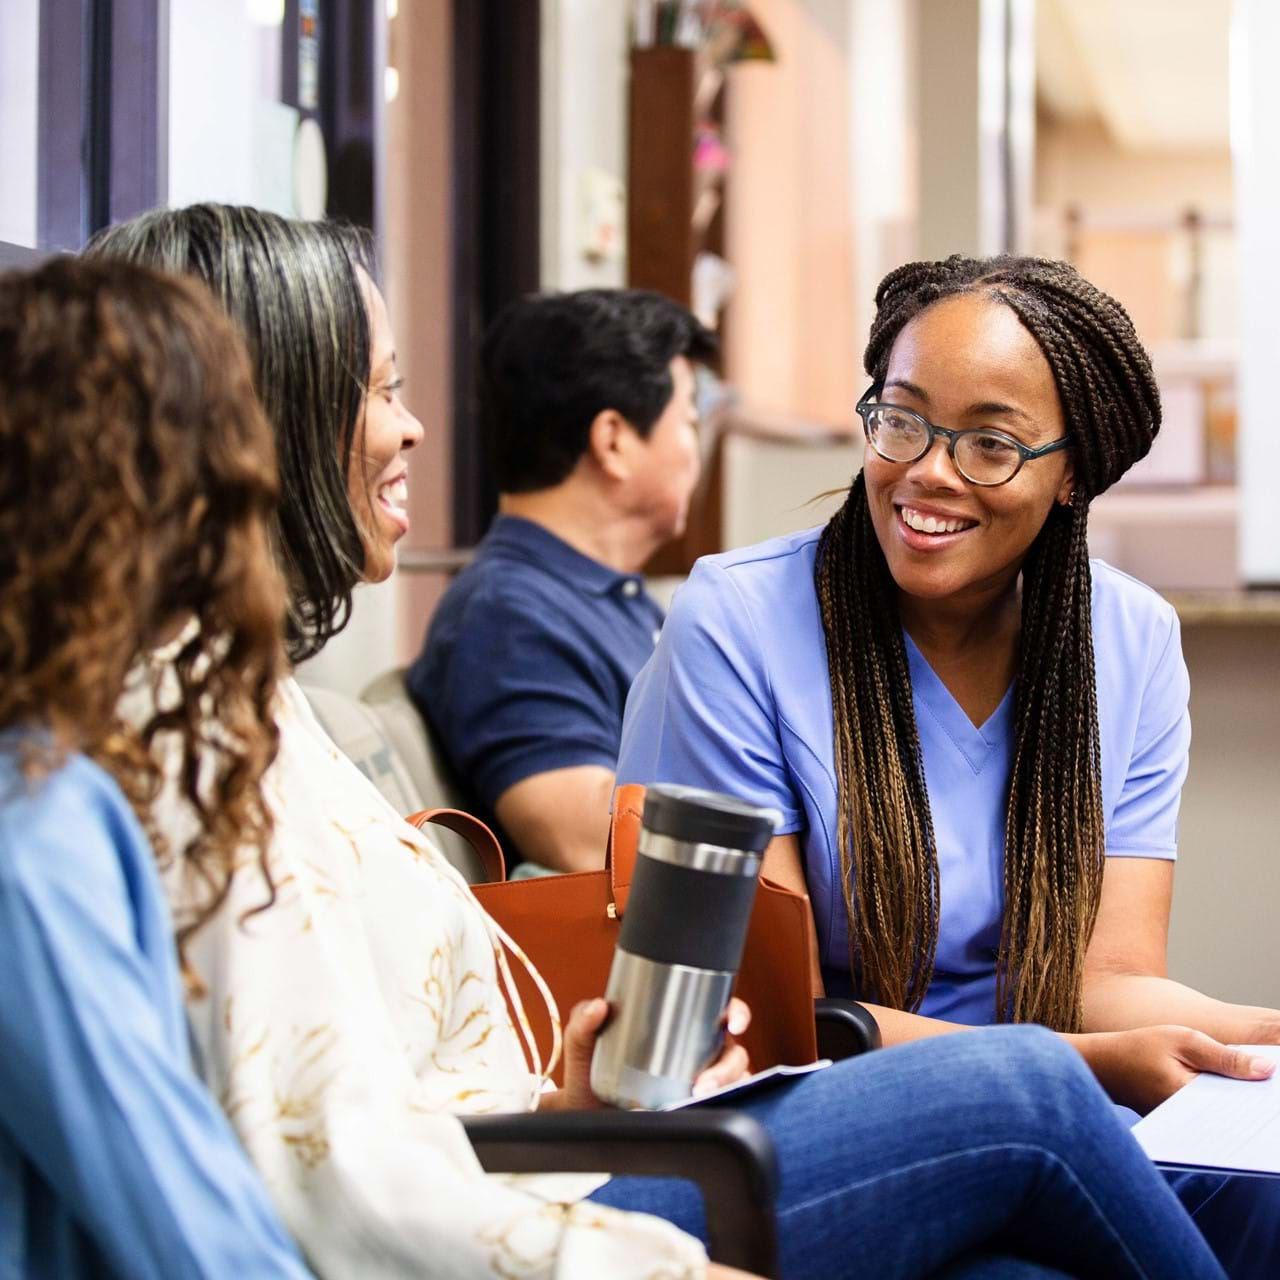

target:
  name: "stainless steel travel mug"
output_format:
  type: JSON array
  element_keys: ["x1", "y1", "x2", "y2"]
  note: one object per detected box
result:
[{"x1": 590, "y1": 784, "x2": 781, "y2": 1109}]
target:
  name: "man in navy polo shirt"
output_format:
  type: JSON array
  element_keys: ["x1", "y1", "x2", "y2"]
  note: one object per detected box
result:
[{"x1": 407, "y1": 290, "x2": 716, "y2": 871}]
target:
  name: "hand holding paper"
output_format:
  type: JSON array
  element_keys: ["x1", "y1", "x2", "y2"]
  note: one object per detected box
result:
[{"x1": 1133, "y1": 1045, "x2": 1280, "y2": 1177}]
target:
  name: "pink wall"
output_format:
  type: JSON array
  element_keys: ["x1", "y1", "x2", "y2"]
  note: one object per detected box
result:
[
  {"x1": 724, "y1": 0, "x2": 858, "y2": 426},
  {"x1": 385, "y1": 1, "x2": 454, "y2": 661}
]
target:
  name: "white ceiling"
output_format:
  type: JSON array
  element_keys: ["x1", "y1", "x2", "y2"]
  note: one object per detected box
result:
[{"x1": 1036, "y1": 0, "x2": 1231, "y2": 151}]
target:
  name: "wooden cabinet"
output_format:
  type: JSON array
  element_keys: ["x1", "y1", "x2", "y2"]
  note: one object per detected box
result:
[{"x1": 627, "y1": 45, "x2": 729, "y2": 574}]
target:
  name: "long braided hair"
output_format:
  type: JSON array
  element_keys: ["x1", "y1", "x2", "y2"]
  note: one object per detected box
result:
[{"x1": 817, "y1": 255, "x2": 1161, "y2": 1031}]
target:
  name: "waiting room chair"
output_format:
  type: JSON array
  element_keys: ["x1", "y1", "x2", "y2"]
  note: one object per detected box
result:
[
  {"x1": 299, "y1": 678, "x2": 489, "y2": 882},
  {"x1": 359, "y1": 665, "x2": 573, "y2": 880},
  {"x1": 465, "y1": 1108, "x2": 779, "y2": 1275},
  {"x1": 360, "y1": 666, "x2": 469, "y2": 811}
]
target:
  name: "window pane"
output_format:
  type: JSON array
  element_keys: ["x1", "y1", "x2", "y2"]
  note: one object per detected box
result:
[
  {"x1": 0, "y1": 1, "x2": 41, "y2": 248},
  {"x1": 167, "y1": 0, "x2": 293, "y2": 213}
]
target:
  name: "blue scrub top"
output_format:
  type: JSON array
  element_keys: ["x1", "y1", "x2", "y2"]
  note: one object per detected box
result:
[
  {"x1": 0, "y1": 747, "x2": 309, "y2": 1279},
  {"x1": 617, "y1": 527, "x2": 1191, "y2": 1025}
]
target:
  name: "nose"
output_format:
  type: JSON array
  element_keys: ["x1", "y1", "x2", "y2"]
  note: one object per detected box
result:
[
  {"x1": 905, "y1": 434, "x2": 965, "y2": 489},
  {"x1": 401, "y1": 404, "x2": 425, "y2": 453}
]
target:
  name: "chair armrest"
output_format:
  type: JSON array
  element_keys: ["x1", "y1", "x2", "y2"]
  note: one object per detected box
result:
[
  {"x1": 815, "y1": 997, "x2": 882, "y2": 1059},
  {"x1": 462, "y1": 1109, "x2": 779, "y2": 1276}
]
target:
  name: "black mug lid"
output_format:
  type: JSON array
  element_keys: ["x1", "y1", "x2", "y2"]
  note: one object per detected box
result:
[{"x1": 641, "y1": 784, "x2": 780, "y2": 853}]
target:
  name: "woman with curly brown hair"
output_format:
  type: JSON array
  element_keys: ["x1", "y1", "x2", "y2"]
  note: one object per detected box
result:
[{"x1": 0, "y1": 256, "x2": 309, "y2": 1277}]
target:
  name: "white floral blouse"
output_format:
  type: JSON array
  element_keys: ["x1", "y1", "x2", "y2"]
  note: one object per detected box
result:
[{"x1": 154, "y1": 677, "x2": 706, "y2": 1279}]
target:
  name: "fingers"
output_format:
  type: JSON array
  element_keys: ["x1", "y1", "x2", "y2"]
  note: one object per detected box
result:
[
  {"x1": 693, "y1": 1041, "x2": 751, "y2": 1097},
  {"x1": 1174, "y1": 1028, "x2": 1276, "y2": 1081},
  {"x1": 559, "y1": 999, "x2": 611, "y2": 1110},
  {"x1": 691, "y1": 1000, "x2": 753, "y2": 1096},
  {"x1": 567, "y1": 997, "x2": 609, "y2": 1038}
]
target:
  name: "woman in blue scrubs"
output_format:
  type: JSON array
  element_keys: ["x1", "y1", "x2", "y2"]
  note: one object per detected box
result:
[{"x1": 617, "y1": 254, "x2": 1280, "y2": 1276}]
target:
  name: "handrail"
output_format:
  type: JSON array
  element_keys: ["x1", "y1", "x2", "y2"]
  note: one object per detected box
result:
[{"x1": 397, "y1": 548, "x2": 476, "y2": 575}]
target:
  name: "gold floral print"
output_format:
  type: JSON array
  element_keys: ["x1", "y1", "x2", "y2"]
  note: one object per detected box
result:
[{"x1": 149, "y1": 678, "x2": 707, "y2": 1277}]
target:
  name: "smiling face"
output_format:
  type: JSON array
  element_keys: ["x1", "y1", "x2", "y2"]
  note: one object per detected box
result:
[
  {"x1": 348, "y1": 273, "x2": 424, "y2": 583},
  {"x1": 864, "y1": 292, "x2": 1075, "y2": 609}
]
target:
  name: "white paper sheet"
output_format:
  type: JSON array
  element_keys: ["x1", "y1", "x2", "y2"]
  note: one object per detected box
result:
[
  {"x1": 658, "y1": 1060, "x2": 832, "y2": 1111},
  {"x1": 1133, "y1": 1045, "x2": 1280, "y2": 1176}
]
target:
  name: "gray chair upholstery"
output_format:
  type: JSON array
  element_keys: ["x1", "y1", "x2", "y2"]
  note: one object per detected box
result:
[
  {"x1": 298, "y1": 678, "x2": 488, "y2": 883},
  {"x1": 359, "y1": 669, "x2": 559, "y2": 881},
  {"x1": 299, "y1": 683, "x2": 424, "y2": 815},
  {"x1": 360, "y1": 667, "x2": 468, "y2": 810}
]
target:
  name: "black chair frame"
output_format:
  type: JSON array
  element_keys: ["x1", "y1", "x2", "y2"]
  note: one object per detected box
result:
[{"x1": 465, "y1": 998, "x2": 880, "y2": 1277}]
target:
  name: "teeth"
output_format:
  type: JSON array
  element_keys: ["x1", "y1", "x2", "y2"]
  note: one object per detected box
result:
[
  {"x1": 902, "y1": 507, "x2": 972, "y2": 535},
  {"x1": 380, "y1": 477, "x2": 408, "y2": 509}
]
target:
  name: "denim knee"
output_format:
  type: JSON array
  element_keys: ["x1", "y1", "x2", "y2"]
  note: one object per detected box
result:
[{"x1": 982, "y1": 1024, "x2": 1103, "y2": 1141}]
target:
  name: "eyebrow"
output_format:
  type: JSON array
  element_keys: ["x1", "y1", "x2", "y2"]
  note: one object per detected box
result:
[{"x1": 883, "y1": 378, "x2": 1031, "y2": 422}]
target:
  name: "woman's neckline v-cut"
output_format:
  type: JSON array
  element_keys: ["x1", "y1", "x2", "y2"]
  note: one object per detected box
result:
[{"x1": 902, "y1": 630, "x2": 1017, "y2": 777}]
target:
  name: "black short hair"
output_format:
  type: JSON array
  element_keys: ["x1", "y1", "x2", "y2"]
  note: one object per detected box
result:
[{"x1": 481, "y1": 289, "x2": 718, "y2": 493}]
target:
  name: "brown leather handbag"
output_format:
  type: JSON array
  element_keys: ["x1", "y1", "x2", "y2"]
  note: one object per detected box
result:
[{"x1": 409, "y1": 784, "x2": 818, "y2": 1085}]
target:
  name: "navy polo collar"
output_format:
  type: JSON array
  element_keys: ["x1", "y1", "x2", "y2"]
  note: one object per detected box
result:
[{"x1": 482, "y1": 514, "x2": 644, "y2": 598}]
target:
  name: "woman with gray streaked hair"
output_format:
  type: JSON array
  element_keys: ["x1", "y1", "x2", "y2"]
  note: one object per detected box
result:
[
  {"x1": 89, "y1": 204, "x2": 393, "y2": 662},
  {"x1": 84, "y1": 206, "x2": 1227, "y2": 1280}
]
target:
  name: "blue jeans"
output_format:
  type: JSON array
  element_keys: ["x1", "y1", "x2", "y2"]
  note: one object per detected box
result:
[
  {"x1": 1160, "y1": 1166, "x2": 1280, "y2": 1280},
  {"x1": 1108, "y1": 1102, "x2": 1280, "y2": 1279},
  {"x1": 590, "y1": 1026, "x2": 1224, "y2": 1280}
]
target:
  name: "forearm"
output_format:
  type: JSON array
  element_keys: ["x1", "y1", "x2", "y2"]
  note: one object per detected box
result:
[
  {"x1": 1084, "y1": 971, "x2": 1280, "y2": 1043},
  {"x1": 857, "y1": 1002, "x2": 973, "y2": 1044},
  {"x1": 494, "y1": 765, "x2": 615, "y2": 873}
]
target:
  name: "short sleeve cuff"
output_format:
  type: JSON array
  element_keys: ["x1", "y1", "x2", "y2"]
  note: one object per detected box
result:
[
  {"x1": 1105, "y1": 844, "x2": 1178, "y2": 861},
  {"x1": 765, "y1": 809, "x2": 804, "y2": 836}
]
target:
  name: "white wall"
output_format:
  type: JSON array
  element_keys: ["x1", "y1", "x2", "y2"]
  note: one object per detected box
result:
[
  {"x1": 295, "y1": 576, "x2": 401, "y2": 696},
  {"x1": 850, "y1": 0, "x2": 917, "y2": 363},
  {"x1": 166, "y1": 0, "x2": 398, "y2": 698},
  {"x1": 0, "y1": 0, "x2": 40, "y2": 248},
  {"x1": 539, "y1": 0, "x2": 630, "y2": 290},
  {"x1": 1233, "y1": 0, "x2": 1280, "y2": 584},
  {"x1": 1170, "y1": 624, "x2": 1280, "y2": 1006}
]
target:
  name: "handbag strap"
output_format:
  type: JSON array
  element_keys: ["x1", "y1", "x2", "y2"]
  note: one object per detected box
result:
[
  {"x1": 408, "y1": 787, "x2": 643, "y2": 905},
  {"x1": 606, "y1": 783, "x2": 646, "y2": 918},
  {"x1": 407, "y1": 808, "x2": 506, "y2": 883}
]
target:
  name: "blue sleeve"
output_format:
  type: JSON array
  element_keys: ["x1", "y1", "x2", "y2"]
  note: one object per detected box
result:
[
  {"x1": 0, "y1": 766, "x2": 311, "y2": 1279},
  {"x1": 418, "y1": 591, "x2": 620, "y2": 808},
  {"x1": 617, "y1": 561, "x2": 804, "y2": 831},
  {"x1": 1106, "y1": 609, "x2": 1191, "y2": 859}
]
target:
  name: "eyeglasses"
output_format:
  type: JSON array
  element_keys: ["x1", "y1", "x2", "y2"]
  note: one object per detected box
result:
[{"x1": 855, "y1": 385, "x2": 1073, "y2": 487}]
